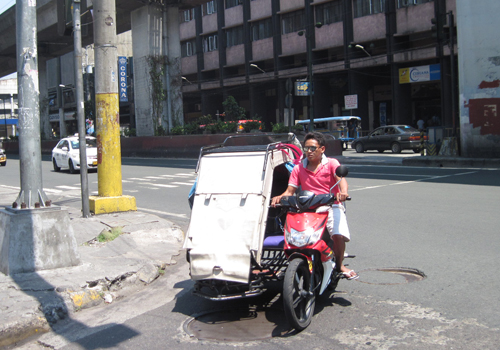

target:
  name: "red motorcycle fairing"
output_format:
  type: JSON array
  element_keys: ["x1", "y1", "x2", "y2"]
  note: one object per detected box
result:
[{"x1": 283, "y1": 212, "x2": 334, "y2": 263}]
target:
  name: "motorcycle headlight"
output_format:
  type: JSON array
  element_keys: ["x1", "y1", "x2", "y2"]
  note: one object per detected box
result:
[{"x1": 285, "y1": 227, "x2": 323, "y2": 247}]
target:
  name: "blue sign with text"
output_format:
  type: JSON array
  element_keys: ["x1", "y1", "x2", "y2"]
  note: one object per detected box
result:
[{"x1": 118, "y1": 56, "x2": 128, "y2": 102}]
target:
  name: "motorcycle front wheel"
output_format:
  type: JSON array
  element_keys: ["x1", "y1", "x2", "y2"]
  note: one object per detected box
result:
[{"x1": 283, "y1": 258, "x2": 315, "y2": 331}]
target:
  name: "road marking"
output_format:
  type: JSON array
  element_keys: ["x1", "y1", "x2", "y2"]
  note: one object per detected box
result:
[
  {"x1": 349, "y1": 172, "x2": 435, "y2": 177},
  {"x1": 144, "y1": 176, "x2": 165, "y2": 179},
  {"x1": 56, "y1": 185, "x2": 81, "y2": 190},
  {"x1": 45, "y1": 188, "x2": 64, "y2": 193},
  {"x1": 128, "y1": 177, "x2": 149, "y2": 181},
  {"x1": 138, "y1": 207, "x2": 187, "y2": 218},
  {"x1": 151, "y1": 184, "x2": 178, "y2": 188},
  {"x1": 175, "y1": 173, "x2": 196, "y2": 176},
  {"x1": 172, "y1": 182, "x2": 194, "y2": 186},
  {"x1": 350, "y1": 171, "x2": 478, "y2": 192}
]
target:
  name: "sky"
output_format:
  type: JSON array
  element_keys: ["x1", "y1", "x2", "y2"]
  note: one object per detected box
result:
[{"x1": 0, "y1": 0, "x2": 14, "y2": 15}]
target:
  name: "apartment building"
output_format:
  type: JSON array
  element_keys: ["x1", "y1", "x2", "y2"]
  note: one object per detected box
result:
[{"x1": 179, "y1": 0, "x2": 456, "y2": 132}]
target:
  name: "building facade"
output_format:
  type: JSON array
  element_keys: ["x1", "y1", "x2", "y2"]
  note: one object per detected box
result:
[
  {"x1": 179, "y1": 0, "x2": 457, "y2": 134},
  {"x1": 0, "y1": 77, "x2": 18, "y2": 139}
]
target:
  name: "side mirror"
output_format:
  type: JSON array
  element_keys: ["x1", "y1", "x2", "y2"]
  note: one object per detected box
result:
[
  {"x1": 336, "y1": 165, "x2": 348, "y2": 178},
  {"x1": 62, "y1": 146, "x2": 68, "y2": 152}
]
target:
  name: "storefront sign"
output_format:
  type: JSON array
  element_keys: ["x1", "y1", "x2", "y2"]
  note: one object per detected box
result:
[
  {"x1": 344, "y1": 94, "x2": 358, "y2": 109},
  {"x1": 295, "y1": 81, "x2": 311, "y2": 96},
  {"x1": 399, "y1": 64, "x2": 441, "y2": 84},
  {"x1": 118, "y1": 56, "x2": 128, "y2": 102}
]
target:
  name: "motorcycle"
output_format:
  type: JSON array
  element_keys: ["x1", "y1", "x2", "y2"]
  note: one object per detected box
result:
[
  {"x1": 278, "y1": 165, "x2": 351, "y2": 331},
  {"x1": 184, "y1": 134, "x2": 352, "y2": 332}
]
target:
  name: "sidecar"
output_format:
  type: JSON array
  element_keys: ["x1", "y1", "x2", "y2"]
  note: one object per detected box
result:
[{"x1": 183, "y1": 134, "x2": 302, "y2": 300}]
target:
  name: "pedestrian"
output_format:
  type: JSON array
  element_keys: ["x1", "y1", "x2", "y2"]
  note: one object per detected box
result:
[{"x1": 417, "y1": 118, "x2": 425, "y2": 131}]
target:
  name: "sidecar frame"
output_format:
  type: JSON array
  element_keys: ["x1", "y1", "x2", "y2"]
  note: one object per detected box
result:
[{"x1": 184, "y1": 134, "x2": 302, "y2": 300}]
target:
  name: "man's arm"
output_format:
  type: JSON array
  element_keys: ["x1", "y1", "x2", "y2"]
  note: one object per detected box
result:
[
  {"x1": 335, "y1": 175, "x2": 349, "y2": 202},
  {"x1": 271, "y1": 185, "x2": 297, "y2": 207}
]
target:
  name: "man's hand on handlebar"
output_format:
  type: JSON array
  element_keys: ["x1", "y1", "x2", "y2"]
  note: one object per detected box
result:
[
  {"x1": 336, "y1": 191, "x2": 350, "y2": 202},
  {"x1": 271, "y1": 196, "x2": 282, "y2": 207}
]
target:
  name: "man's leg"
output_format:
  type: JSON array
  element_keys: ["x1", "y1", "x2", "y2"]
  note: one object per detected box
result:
[{"x1": 332, "y1": 235, "x2": 356, "y2": 276}]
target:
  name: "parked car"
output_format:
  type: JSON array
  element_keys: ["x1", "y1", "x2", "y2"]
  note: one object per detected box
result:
[
  {"x1": 351, "y1": 125, "x2": 427, "y2": 153},
  {"x1": 52, "y1": 135, "x2": 98, "y2": 173},
  {"x1": 0, "y1": 148, "x2": 6, "y2": 166}
]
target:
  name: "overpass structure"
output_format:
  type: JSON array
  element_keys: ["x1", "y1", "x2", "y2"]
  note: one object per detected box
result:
[{"x1": 0, "y1": 0, "x2": 205, "y2": 136}]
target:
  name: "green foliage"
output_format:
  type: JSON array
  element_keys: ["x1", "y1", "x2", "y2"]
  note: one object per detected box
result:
[
  {"x1": 97, "y1": 227, "x2": 123, "y2": 243},
  {"x1": 171, "y1": 125, "x2": 184, "y2": 135},
  {"x1": 271, "y1": 123, "x2": 289, "y2": 133},
  {"x1": 197, "y1": 114, "x2": 214, "y2": 125},
  {"x1": 124, "y1": 128, "x2": 136, "y2": 137},
  {"x1": 222, "y1": 96, "x2": 246, "y2": 121},
  {"x1": 155, "y1": 125, "x2": 167, "y2": 136},
  {"x1": 219, "y1": 121, "x2": 237, "y2": 133},
  {"x1": 147, "y1": 55, "x2": 168, "y2": 132},
  {"x1": 243, "y1": 120, "x2": 262, "y2": 132},
  {"x1": 183, "y1": 121, "x2": 201, "y2": 134}
]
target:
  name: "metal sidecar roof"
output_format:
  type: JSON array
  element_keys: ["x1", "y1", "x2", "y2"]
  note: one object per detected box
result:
[{"x1": 185, "y1": 135, "x2": 301, "y2": 284}]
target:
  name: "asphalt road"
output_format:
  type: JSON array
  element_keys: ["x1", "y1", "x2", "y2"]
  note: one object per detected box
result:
[{"x1": 2, "y1": 156, "x2": 500, "y2": 349}]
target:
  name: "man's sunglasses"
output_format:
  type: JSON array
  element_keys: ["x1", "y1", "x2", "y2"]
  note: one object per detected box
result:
[{"x1": 304, "y1": 146, "x2": 318, "y2": 152}]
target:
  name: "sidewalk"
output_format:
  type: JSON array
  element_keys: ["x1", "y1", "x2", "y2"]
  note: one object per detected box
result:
[{"x1": 0, "y1": 206, "x2": 184, "y2": 348}]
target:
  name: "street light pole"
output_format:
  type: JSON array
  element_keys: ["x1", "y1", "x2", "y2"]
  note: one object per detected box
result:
[
  {"x1": 72, "y1": 0, "x2": 90, "y2": 218},
  {"x1": 305, "y1": 0, "x2": 314, "y2": 132}
]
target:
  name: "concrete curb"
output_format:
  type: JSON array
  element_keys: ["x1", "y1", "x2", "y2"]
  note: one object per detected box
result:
[{"x1": 402, "y1": 156, "x2": 500, "y2": 168}]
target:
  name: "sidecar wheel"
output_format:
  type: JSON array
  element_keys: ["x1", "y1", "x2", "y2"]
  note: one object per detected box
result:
[{"x1": 283, "y1": 258, "x2": 315, "y2": 331}]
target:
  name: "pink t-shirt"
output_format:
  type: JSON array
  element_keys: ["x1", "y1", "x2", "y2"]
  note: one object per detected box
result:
[{"x1": 289, "y1": 156, "x2": 341, "y2": 198}]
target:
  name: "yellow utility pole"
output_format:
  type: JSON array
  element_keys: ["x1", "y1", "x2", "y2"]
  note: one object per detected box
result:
[{"x1": 89, "y1": 0, "x2": 136, "y2": 214}]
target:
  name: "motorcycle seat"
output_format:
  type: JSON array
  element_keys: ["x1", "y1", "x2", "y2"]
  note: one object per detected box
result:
[{"x1": 263, "y1": 235, "x2": 285, "y2": 249}]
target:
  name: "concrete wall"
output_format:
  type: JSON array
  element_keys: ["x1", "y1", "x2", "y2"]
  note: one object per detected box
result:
[
  {"x1": 2, "y1": 134, "x2": 342, "y2": 159},
  {"x1": 457, "y1": 1, "x2": 500, "y2": 157}
]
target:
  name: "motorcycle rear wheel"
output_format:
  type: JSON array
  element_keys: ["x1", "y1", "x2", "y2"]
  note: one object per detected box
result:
[{"x1": 283, "y1": 258, "x2": 315, "y2": 331}]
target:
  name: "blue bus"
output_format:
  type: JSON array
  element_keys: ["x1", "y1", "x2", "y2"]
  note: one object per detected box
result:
[{"x1": 297, "y1": 116, "x2": 361, "y2": 150}]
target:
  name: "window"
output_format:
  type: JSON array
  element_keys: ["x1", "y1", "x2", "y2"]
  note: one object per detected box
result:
[
  {"x1": 353, "y1": 0, "x2": 385, "y2": 18},
  {"x1": 181, "y1": 39, "x2": 197, "y2": 57},
  {"x1": 226, "y1": 26, "x2": 244, "y2": 47},
  {"x1": 397, "y1": 0, "x2": 432, "y2": 8},
  {"x1": 226, "y1": 0, "x2": 242, "y2": 9},
  {"x1": 182, "y1": 8, "x2": 195, "y2": 22},
  {"x1": 203, "y1": 34, "x2": 218, "y2": 52},
  {"x1": 202, "y1": 1, "x2": 217, "y2": 16},
  {"x1": 281, "y1": 10, "x2": 305, "y2": 35},
  {"x1": 315, "y1": 0, "x2": 342, "y2": 25},
  {"x1": 251, "y1": 18, "x2": 273, "y2": 41}
]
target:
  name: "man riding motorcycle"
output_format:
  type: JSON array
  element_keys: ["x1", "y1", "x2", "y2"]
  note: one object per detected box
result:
[{"x1": 271, "y1": 132, "x2": 358, "y2": 280}]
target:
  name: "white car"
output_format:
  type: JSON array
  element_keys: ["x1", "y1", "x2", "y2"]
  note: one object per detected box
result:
[{"x1": 52, "y1": 135, "x2": 98, "y2": 173}]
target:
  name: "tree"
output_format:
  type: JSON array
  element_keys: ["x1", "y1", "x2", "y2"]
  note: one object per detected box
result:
[{"x1": 222, "y1": 96, "x2": 246, "y2": 121}]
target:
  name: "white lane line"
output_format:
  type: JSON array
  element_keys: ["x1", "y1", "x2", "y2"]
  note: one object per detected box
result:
[
  {"x1": 350, "y1": 171, "x2": 478, "y2": 192},
  {"x1": 172, "y1": 182, "x2": 194, "y2": 186},
  {"x1": 138, "y1": 207, "x2": 187, "y2": 218},
  {"x1": 175, "y1": 173, "x2": 196, "y2": 176},
  {"x1": 349, "y1": 172, "x2": 435, "y2": 177},
  {"x1": 56, "y1": 185, "x2": 81, "y2": 190},
  {"x1": 0, "y1": 185, "x2": 20, "y2": 190},
  {"x1": 151, "y1": 184, "x2": 178, "y2": 188},
  {"x1": 45, "y1": 188, "x2": 64, "y2": 193},
  {"x1": 144, "y1": 176, "x2": 165, "y2": 179},
  {"x1": 122, "y1": 180, "x2": 132, "y2": 183},
  {"x1": 128, "y1": 177, "x2": 149, "y2": 181}
]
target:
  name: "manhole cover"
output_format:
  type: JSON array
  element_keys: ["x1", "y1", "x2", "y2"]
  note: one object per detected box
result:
[
  {"x1": 184, "y1": 308, "x2": 290, "y2": 342},
  {"x1": 357, "y1": 267, "x2": 426, "y2": 285}
]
